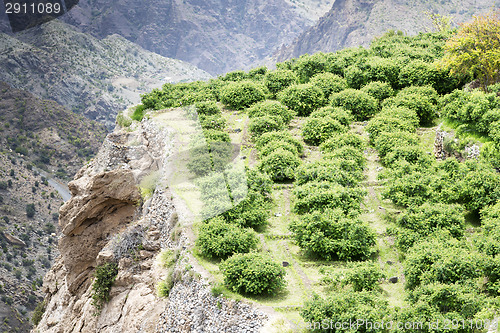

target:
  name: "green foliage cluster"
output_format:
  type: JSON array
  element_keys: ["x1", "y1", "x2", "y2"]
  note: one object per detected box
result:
[
  {"x1": 302, "y1": 107, "x2": 350, "y2": 145},
  {"x1": 220, "y1": 80, "x2": 266, "y2": 110},
  {"x1": 196, "y1": 217, "x2": 259, "y2": 259},
  {"x1": 309, "y1": 72, "x2": 348, "y2": 98},
  {"x1": 264, "y1": 69, "x2": 298, "y2": 97},
  {"x1": 220, "y1": 253, "x2": 286, "y2": 295},
  {"x1": 248, "y1": 115, "x2": 284, "y2": 139},
  {"x1": 247, "y1": 100, "x2": 295, "y2": 125},
  {"x1": 330, "y1": 89, "x2": 379, "y2": 121},
  {"x1": 254, "y1": 131, "x2": 304, "y2": 182},
  {"x1": 141, "y1": 81, "x2": 215, "y2": 110},
  {"x1": 91, "y1": 262, "x2": 118, "y2": 311},
  {"x1": 278, "y1": 84, "x2": 325, "y2": 116}
]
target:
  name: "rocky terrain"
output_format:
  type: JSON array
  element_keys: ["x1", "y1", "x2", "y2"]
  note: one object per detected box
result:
[
  {"x1": 0, "y1": 83, "x2": 108, "y2": 332},
  {"x1": 0, "y1": 20, "x2": 211, "y2": 127},
  {"x1": 276, "y1": 0, "x2": 499, "y2": 61},
  {"x1": 57, "y1": 0, "x2": 320, "y2": 74},
  {"x1": 33, "y1": 113, "x2": 270, "y2": 332}
]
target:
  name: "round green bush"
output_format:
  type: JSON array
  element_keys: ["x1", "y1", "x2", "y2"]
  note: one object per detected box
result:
[
  {"x1": 289, "y1": 208, "x2": 376, "y2": 260},
  {"x1": 378, "y1": 106, "x2": 420, "y2": 129},
  {"x1": 256, "y1": 131, "x2": 304, "y2": 155},
  {"x1": 249, "y1": 116, "x2": 284, "y2": 140},
  {"x1": 197, "y1": 217, "x2": 259, "y2": 259},
  {"x1": 373, "y1": 131, "x2": 419, "y2": 158},
  {"x1": 258, "y1": 148, "x2": 302, "y2": 181},
  {"x1": 220, "y1": 81, "x2": 265, "y2": 110},
  {"x1": 220, "y1": 253, "x2": 286, "y2": 295},
  {"x1": 222, "y1": 192, "x2": 271, "y2": 229},
  {"x1": 323, "y1": 146, "x2": 366, "y2": 170},
  {"x1": 258, "y1": 141, "x2": 299, "y2": 158},
  {"x1": 320, "y1": 133, "x2": 364, "y2": 153},
  {"x1": 344, "y1": 65, "x2": 368, "y2": 89},
  {"x1": 302, "y1": 117, "x2": 348, "y2": 145},
  {"x1": 292, "y1": 181, "x2": 366, "y2": 216},
  {"x1": 264, "y1": 69, "x2": 298, "y2": 97},
  {"x1": 309, "y1": 72, "x2": 348, "y2": 98},
  {"x1": 330, "y1": 89, "x2": 379, "y2": 121},
  {"x1": 294, "y1": 160, "x2": 363, "y2": 187},
  {"x1": 383, "y1": 86, "x2": 438, "y2": 125},
  {"x1": 199, "y1": 114, "x2": 226, "y2": 130},
  {"x1": 195, "y1": 101, "x2": 221, "y2": 116},
  {"x1": 247, "y1": 100, "x2": 295, "y2": 124},
  {"x1": 203, "y1": 129, "x2": 231, "y2": 143},
  {"x1": 366, "y1": 116, "x2": 416, "y2": 143},
  {"x1": 310, "y1": 106, "x2": 353, "y2": 126},
  {"x1": 361, "y1": 81, "x2": 394, "y2": 101},
  {"x1": 278, "y1": 84, "x2": 326, "y2": 116}
]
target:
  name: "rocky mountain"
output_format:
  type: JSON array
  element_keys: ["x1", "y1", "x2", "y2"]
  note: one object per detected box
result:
[
  {"x1": 0, "y1": 82, "x2": 108, "y2": 332},
  {"x1": 276, "y1": 0, "x2": 499, "y2": 61},
  {"x1": 32, "y1": 114, "x2": 270, "y2": 332},
  {"x1": 0, "y1": 20, "x2": 211, "y2": 127},
  {"x1": 57, "y1": 0, "x2": 329, "y2": 74}
]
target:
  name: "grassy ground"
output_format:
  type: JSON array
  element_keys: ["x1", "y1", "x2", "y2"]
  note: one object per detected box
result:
[{"x1": 155, "y1": 107, "x2": 412, "y2": 331}]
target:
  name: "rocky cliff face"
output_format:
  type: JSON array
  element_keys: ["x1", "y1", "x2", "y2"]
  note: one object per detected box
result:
[
  {"x1": 0, "y1": 20, "x2": 211, "y2": 127},
  {"x1": 34, "y1": 116, "x2": 269, "y2": 332},
  {"x1": 59, "y1": 0, "x2": 313, "y2": 74},
  {"x1": 276, "y1": 0, "x2": 499, "y2": 61}
]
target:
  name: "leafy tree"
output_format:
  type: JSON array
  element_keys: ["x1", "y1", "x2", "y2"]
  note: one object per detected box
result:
[
  {"x1": 278, "y1": 84, "x2": 326, "y2": 116},
  {"x1": 361, "y1": 81, "x2": 394, "y2": 102},
  {"x1": 249, "y1": 116, "x2": 284, "y2": 139},
  {"x1": 26, "y1": 203, "x2": 35, "y2": 218},
  {"x1": 330, "y1": 89, "x2": 379, "y2": 121},
  {"x1": 220, "y1": 253, "x2": 286, "y2": 295},
  {"x1": 289, "y1": 208, "x2": 375, "y2": 260},
  {"x1": 258, "y1": 148, "x2": 302, "y2": 181},
  {"x1": 220, "y1": 81, "x2": 265, "y2": 110},
  {"x1": 440, "y1": 11, "x2": 500, "y2": 91},
  {"x1": 294, "y1": 160, "x2": 363, "y2": 187},
  {"x1": 247, "y1": 100, "x2": 295, "y2": 124},
  {"x1": 373, "y1": 131, "x2": 419, "y2": 158},
  {"x1": 309, "y1": 72, "x2": 348, "y2": 98},
  {"x1": 258, "y1": 141, "x2": 299, "y2": 158},
  {"x1": 264, "y1": 69, "x2": 298, "y2": 97},
  {"x1": 197, "y1": 218, "x2": 259, "y2": 259},
  {"x1": 255, "y1": 130, "x2": 304, "y2": 155},
  {"x1": 309, "y1": 106, "x2": 353, "y2": 126},
  {"x1": 320, "y1": 133, "x2": 364, "y2": 152},
  {"x1": 301, "y1": 291, "x2": 389, "y2": 333},
  {"x1": 340, "y1": 262, "x2": 385, "y2": 292},
  {"x1": 302, "y1": 116, "x2": 348, "y2": 145}
]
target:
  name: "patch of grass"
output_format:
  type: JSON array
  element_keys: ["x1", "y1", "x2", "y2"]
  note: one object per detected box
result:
[
  {"x1": 157, "y1": 270, "x2": 174, "y2": 298},
  {"x1": 131, "y1": 104, "x2": 147, "y2": 121},
  {"x1": 139, "y1": 171, "x2": 160, "y2": 200},
  {"x1": 158, "y1": 249, "x2": 179, "y2": 268}
]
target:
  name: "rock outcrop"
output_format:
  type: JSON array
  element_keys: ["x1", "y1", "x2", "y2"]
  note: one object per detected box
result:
[{"x1": 34, "y1": 116, "x2": 268, "y2": 332}]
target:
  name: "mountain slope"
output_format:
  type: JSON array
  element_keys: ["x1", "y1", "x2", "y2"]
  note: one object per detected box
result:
[
  {"x1": 59, "y1": 0, "x2": 316, "y2": 74},
  {"x1": 276, "y1": 0, "x2": 499, "y2": 61},
  {"x1": 0, "y1": 82, "x2": 107, "y2": 332},
  {"x1": 0, "y1": 20, "x2": 211, "y2": 127}
]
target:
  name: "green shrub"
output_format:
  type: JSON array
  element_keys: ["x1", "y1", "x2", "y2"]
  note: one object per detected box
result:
[
  {"x1": 32, "y1": 301, "x2": 45, "y2": 326},
  {"x1": 293, "y1": 181, "x2": 366, "y2": 216},
  {"x1": 220, "y1": 253, "x2": 286, "y2": 295},
  {"x1": 309, "y1": 72, "x2": 348, "y2": 98},
  {"x1": 320, "y1": 133, "x2": 364, "y2": 152},
  {"x1": 290, "y1": 52, "x2": 328, "y2": 83},
  {"x1": 323, "y1": 146, "x2": 366, "y2": 170},
  {"x1": 343, "y1": 262, "x2": 385, "y2": 291},
  {"x1": 278, "y1": 84, "x2": 325, "y2": 116},
  {"x1": 220, "y1": 81, "x2": 265, "y2": 110},
  {"x1": 404, "y1": 237, "x2": 484, "y2": 290},
  {"x1": 258, "y1": 148, "x2": 302, "y2": 181},
  {"x1": 344, "y1": 65, "x2": 368, "y2": 89},
  {"x1": 310, "y1": 106, "x2": 353, "y2": 126},
  {"x1": 195, "y1": 101, "x2": 221, "y2": 116},
  {"x1": 157, "y1": 273, "x2": 174, "y2": 298},
  {"x1": 294, "y1": 160, "x2": 363, "y2": 187},
  {"x1": 330, "y1": 89, "x2": 379, "y2": 121},
  {"x1": 255, "y1": 131, "x2": 304, "y2": 155},
  {"x1": 264, "y1": 70, "x2": 298, "y2": 97},
  {"x1": 131, "y1": 104, "x2": 147, "y2": 121},
  {"x1": 289, "y1": 208, "x2": 375, "y2": 260},
  {"x1": 361, "y1": 81, "x2": 394, "y2": 101},
  {"x1": 221, "y1": 192, "x2": 271, "y2": 229},
  {"x1": 373, "y1": 131, "x2": 419, "y2": 158},
  {"x1": 247, "y1": 100, "x2": 295, "y2": 124},
  {"x1": 249, "y1": 116, "x2": 284, "y2": 139},
  {"x1": 199, "y1": 115, "x2": 227, "y2": 130},
  {"x1": 258, "y1": 141, "x2": 299, "y2": 158},
  {"x1": 197, "y1": 217, "x2": 259, "y2": 259},
  {"x1": 383, "y1": 145, "x2": 432, "y2": 166},
  {"x1": 302, "y1": 117, "x2": 348, "y2": 145},
  {"x1": 383, "y1": 86, "x2": 438, "y2": 125},
  {"x1": 159, "y1": 249, "x2": 178, "y2": 268},
  {"x1": 203, "y1": 129, "x2": 231, "y2": 143},
  {"x1": 301, "y1": 291, "x2": 388, "y2": 333},
  {"x1": 26, "y1": 204, "x2": 35, "y2": 218},
  {"x1": 395, "y1": 203, "x2": 465, "y2": 251},
  {"x1": 366, "y1": 116, "x2": 416, "y2": 143},
  {"x1": 91, "y1": 262, "x2": 118, "y2": 311}
]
